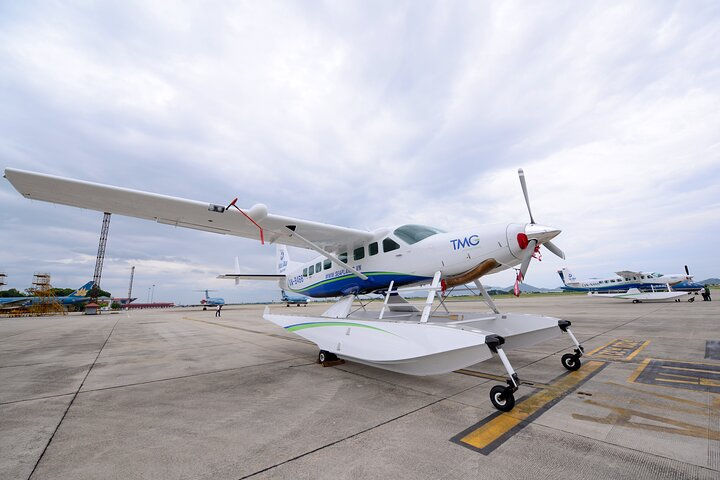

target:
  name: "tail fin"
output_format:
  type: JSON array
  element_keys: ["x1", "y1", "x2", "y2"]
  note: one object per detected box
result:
[
  {"x1": 277, "y1": 245, "x2": 289, "y2": 274},
  {"x1": 234, "y1": 256, "x2": 241, "y2": 285},
  {"x1": 205, "y1": 290, "x2": 210, "y2": 300},
  {"x1": 69, "y1": 281, "x2": 95, "y2": 297},
  {"x1": 557, "y1": 268, "x2": 576, "y2": 285}
]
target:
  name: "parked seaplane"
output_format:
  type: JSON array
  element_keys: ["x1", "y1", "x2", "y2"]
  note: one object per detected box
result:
[
  {"x1": 4, "y1": 167, "x2": 585, "y2": 411},
  {"x1": 558, "y1": 267, "x2": 703, "y2": 293}
]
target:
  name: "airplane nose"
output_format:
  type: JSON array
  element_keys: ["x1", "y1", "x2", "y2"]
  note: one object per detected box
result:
[{"x1": 525, "y1": 224, "x2": 561, "y2": 243}]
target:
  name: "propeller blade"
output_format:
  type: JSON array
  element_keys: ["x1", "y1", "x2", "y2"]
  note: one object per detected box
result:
[
  {"x1": 520, "y1": 239, "x2": 538, "y2": 280},
  {"x1": 685, "y1": 265, "x2": 690, "y2": 276},
  {"x1": 544, "y1": 240, "x2": 565, "y2": 260},
  {"x1": 518, "y1": 168, "x2": 536, "y2": 224}
]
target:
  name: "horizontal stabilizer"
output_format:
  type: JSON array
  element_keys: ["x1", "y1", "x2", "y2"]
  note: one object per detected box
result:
[{"x1": 218, "y1": 274, "x2": 285, "y2": 281}]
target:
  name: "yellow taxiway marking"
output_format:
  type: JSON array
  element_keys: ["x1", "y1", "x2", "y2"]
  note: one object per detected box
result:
[
  {"x1": 629, "y1": 359, "x2": 720, "y2": 393},
  {"x1": 624, "y1": 340, "x2": 650, "y2": 360},
  {"x1": 587, "y1": 339, "x2": 649, "y2": 361},
  {"x1": 656, "y1": 374, "x2": 720, "y2": 388},
  {"x1": 455, "y1": 360, "x2": 606, "y2": 453}
]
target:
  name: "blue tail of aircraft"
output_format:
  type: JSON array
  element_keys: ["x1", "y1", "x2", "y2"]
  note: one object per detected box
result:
[{"x1": 69, "y1": 281, "x2": 96, "y2": 297}]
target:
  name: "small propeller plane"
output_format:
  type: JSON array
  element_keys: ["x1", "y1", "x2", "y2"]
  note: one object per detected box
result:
[
  {"x1": 558, "y1": 266, "x2": 704, "y2": 293},
  {"x1": 4, "y1": 167, "x2": 584, "y2": 411}
]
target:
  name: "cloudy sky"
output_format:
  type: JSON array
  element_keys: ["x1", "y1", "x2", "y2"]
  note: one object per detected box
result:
[{"x1": 1, "y1": 1, "x2": 719, "y2": 304}]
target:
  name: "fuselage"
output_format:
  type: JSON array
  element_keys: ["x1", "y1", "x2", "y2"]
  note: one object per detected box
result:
[{"x1": 284, "y1": 223, "x2": 556, "y2": 298}]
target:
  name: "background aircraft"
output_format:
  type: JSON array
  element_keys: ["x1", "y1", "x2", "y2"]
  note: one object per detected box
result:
[
  {"x1": 198, "y1": 290, "x2": 224, "y2": 308},
  {"x1": 281, "y1": 289, "x2": 308, "y2": 307},
  {"x1": 0, "y1": 280, "x2": 95, "y2": 309},
  {"x1": 558, "y1": 267, "x2": 703, "y2": 293}
]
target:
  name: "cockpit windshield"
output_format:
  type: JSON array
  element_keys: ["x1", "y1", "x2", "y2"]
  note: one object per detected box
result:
[{"x1": 393, "y1": 224, "x2": 446, "y2": 245}]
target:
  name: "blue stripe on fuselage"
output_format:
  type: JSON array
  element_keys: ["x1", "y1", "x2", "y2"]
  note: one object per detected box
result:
[
  {"x1": 290, "y1": 272, "x2": 432, "y2": 298},
  {"x1": 561, "y1": 282, "x2": 678, "y2": 292}
]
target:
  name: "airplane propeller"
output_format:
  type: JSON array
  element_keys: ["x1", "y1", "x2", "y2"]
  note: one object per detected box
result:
[{"x1": 516, "y1": 168, "x2": 566, "y2": 285}]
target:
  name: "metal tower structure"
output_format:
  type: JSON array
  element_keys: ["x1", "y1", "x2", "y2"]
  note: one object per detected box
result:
[
  {"x1": 127, "y1": 266, "x2": 135, "y2": 301},
  {"x1": 0, "y1": 272, "x2": 6, "y2": 288},
  {"x1": 93, "y1": 212, "x2": 112, "y2": 290}
]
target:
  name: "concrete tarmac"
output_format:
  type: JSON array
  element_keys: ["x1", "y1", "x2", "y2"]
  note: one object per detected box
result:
[{"x1": 1, "y1": 295, "x2": 718, "y2": 479}]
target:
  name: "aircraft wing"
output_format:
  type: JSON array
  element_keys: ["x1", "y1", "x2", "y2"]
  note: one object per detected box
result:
[
  {"x1": 0, "y1": 298, "x2": 30, "y2": 308},
  {"x1": 614, "y1": 271, "x2": 639, "y2": 277},
  {"x1": 4, "y1": 168, "x2": 374, "y2": 251}
]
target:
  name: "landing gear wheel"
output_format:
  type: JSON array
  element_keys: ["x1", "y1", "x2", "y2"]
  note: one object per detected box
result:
[
  {"x1": 318, "y1": 350, "x2": 337, "y2": 363},
  {"x1": 688, "y1": 297, "x2": 695, "y2": 302},
  {"x1": 490, "y1": 385, "x2": 515, "y2": 412},
  {"x1": 632, "y1": 299, "x2": 639, "y2": 304},
  {"x1": 561, "y1": 353, "x2": 581, "y2": 371}
]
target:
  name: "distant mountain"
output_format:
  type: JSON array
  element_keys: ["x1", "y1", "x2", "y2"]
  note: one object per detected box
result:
[
  {"x1": 493, "y1": 283, "x2": 561, "y2": 293},
  {"x1": 699, "y1": 278, "x2": 720, "y2": 286}
]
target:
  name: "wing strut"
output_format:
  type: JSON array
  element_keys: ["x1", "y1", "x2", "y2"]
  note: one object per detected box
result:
[
  {"x1": 474, "y1": 279, "x2": 500, "y2": 314},
  {"x1": 283, "y1": 227, "x2": 369, "y2": 281},
  {"x1": 226, "y1": 198, "x2": 264, "y2": 244}
]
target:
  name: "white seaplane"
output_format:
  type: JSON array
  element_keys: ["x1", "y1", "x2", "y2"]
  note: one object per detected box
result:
[{"x1": 4, "y1": 167, "x2": 585, "y2": 411}]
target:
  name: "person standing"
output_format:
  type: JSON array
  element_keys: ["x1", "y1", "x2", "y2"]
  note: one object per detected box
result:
[
  {"x1": 215, "y1": 304, "x2": 222, "y2": 317},
  {"x1": 704, "y1": 285, "x2": 712, "y2": 302}
]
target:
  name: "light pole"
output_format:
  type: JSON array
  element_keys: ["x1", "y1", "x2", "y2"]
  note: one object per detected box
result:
[{"x1": 150, "y1": 284, "x2": 155, "y2": 303}]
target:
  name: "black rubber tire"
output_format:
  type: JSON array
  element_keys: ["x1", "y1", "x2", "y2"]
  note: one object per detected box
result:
[
  {"x1": 318, "y1": 351, "x2": 337, "y2": 363},
  {"x1": 490, "y1": 385, "x2": 515, "y2": 412},
  {"x1": 688, "y1": 297, "x2": 694, "y2": 303},
  {"x1": 561, "y1": 353, "x2": 581, "y2": 371},
  {"x1": 632, "y1": 299, "x2": 639, "y2": 304}
]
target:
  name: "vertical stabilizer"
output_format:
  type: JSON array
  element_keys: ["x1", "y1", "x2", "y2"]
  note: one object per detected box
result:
[
  {"x1": 233, "y1": 256, "x2": 241, "y2": 285},
  {"x1": 558, "y1": 268, "x2": 576, "y2": 285},
  {"x1": 277, "y1": 245, "x2": 289, "y2": 274},
  {"x1": 70, "y1": 281, "x2": 96, "y2": 297}
]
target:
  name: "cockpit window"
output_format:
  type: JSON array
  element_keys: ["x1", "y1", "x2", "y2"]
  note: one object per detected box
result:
[{"x1": 393, "y1": 224, "x2": 446, "y2": 245}]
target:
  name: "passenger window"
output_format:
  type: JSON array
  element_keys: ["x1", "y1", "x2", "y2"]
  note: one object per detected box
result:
[
  {"x1": 383, "y1": 238, "x2": 400, "y2": 252},
  {"x1": 309, "y1": 265, "x2": 315, "y2": 275},
  {"x1": 323, "y1": 259, "x2": 331, "y2": 270},
  {"x1": 339, "y1": 252, "x2": 348, "y2": 263},
  {"x1": 369, "y1": 242, "x2": 379, "y2": 256},
  {"x1": 354, "y1": 246, "x2": 365, "y2": 260},
  {"x1": 315, "y1": 262, "x2": 321, "y2": 272},
  {"x1": 303, "y1": 268, "x2": 308, "y2": 277}
]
